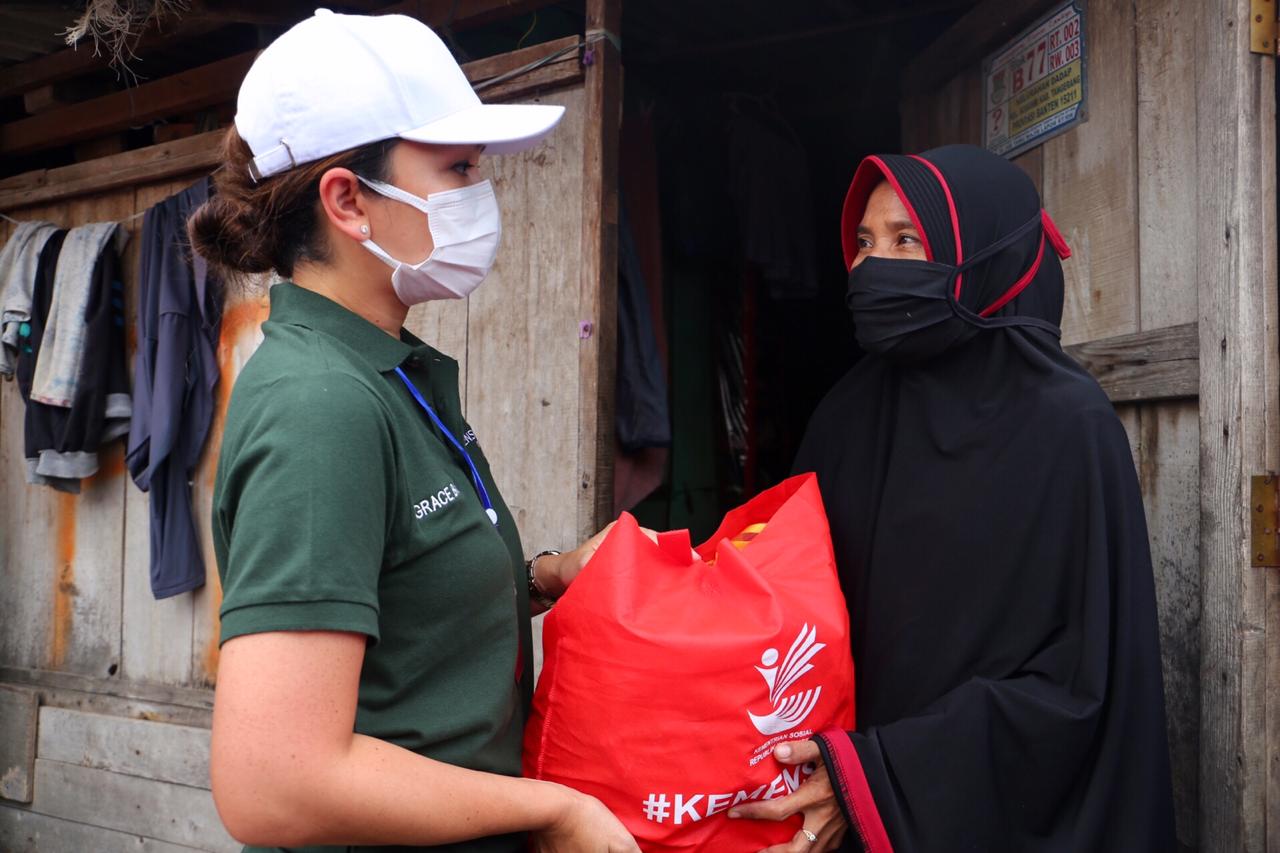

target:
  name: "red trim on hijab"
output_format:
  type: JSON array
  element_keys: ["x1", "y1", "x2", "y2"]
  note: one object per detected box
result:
[
  {"x1": 979, "y1": 234, "x2": 1046, "y2": 317},
  {"x1": 1041, "y1": 210, "x2": 1072, "y2": 259},
  {"x1": 841, "y1": 157, "x2": 934, "y2": 270},
  {"x1": 908, "y1": 154, "x2": 965, "y2": 297}
]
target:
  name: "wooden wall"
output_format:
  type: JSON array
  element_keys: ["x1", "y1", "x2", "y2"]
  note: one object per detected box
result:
[
  {"x1": 0, "y1": 170, "x2": 238, "y2": 849},
  {"x1": 899, "y1": 1, "x2": 1238, "y2": 850},
  {"x1": 0, "y1": 58, "x2": 599, "y2": 847}
]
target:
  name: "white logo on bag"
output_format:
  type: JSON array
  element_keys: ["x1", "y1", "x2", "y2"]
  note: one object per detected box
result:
[{"x1": 747, "y1": 624, "x2": 826, "y2": 736}]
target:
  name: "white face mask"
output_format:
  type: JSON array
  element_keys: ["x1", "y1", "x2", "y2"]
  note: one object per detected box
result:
[{"x1": 357, "y1": 176, "x2": 502, "y2": 306}]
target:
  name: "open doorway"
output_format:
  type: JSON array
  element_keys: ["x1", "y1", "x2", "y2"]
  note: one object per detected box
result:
[{"x1": 614, "y1": 1, "x2": 977, "y2": 540}]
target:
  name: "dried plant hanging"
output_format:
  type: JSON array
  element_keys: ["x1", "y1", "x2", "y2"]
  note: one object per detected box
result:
[{"x1": 61, "y1": 0, "x2": 190, "y2": 83}]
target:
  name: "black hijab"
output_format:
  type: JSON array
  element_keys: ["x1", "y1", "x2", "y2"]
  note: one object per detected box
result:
[{"x1": 795, "y1": 145, "x2": 1175, "y2": 852}]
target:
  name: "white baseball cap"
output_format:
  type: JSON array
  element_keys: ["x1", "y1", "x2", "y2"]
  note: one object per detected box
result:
[{"x1": 236, "y1": 8, "x2": 566, "y2": 180}]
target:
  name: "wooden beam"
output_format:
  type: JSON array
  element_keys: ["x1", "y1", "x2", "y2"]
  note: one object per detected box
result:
[
  {"x1": 0, "y1": 19, "x2": 226, "y2": 100},
  {"x1": 0, "y1": 38, "x2": 581, "y2": 211},
  {"x1": 577, "y1": 0, "x2": 620, "y2": 538},
  {"x1": 0, "y1": 130, "x2": 225, "y2": 212},
  {"x1": 186, "y1": 0, "x2": 387, "y2": 26},
  {"x1": 0, "y1": 0, "x2": 554, "y2": 103},
  {"x1": 0, "y1": 667, "x2": 213, "y2": 726},
  {"x1": 378, "y1": 0, "x2": 554, "y2": 31},
  {"x1": 902, "y1": 0, "x2": 1060, "y2": 96},
  {"x1": 0, "y1": 686, "x2": 37, "y2": 803},
  {"x1": 0, "y1": 51, "x2": 256, "y2": 157},
  {"x1": 1195, "y1": 0, "x2": 1278, "y2": 850},
  {"x1": 1066, "y1": 323, "x2": 1199, "y2": 404},
  {"x1": 471, "y1": 35, "x2": 584, "y2": 101}
]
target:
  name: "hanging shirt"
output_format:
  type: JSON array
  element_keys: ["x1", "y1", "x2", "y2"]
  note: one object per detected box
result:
[
  {"x1": 0, "y1": 220, "x2": 59, "y2": 377},
  {"x1": 212, "y1": 282, "x2": 531, "y2": 853},
  {"x1": 126, "y1": 178, "x2": 222, "y2": 598},
  {"x1": 30, "y1": 222, "x2": 126, "y2": 407},
  {"x1": 18, "y1": 229, "x2": 132, "y2": 492}
]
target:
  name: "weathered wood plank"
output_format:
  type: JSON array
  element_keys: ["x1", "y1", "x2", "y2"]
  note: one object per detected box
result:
[
  {"x1": 0, "y1": 131, "x2": 226, "y2": 213},
  {"x1": 0, "y1": 667, "x2": 213, "y2": 718},
  {"x1": 0, "y1": 198, "x2": 70, "y2": 673},
  {"x1": 470, "y1": 35, "x2": 584, "y2": 103},
  {"x1": 1136, "y1": 401, "x2": 1201, "y2": 852},
  {"x1": 1065, "y1": 322, "x2": 1198, "y2": 403},
  {"x1": 1194, "y1": 1, "x2": 1278, "y2": 850},
  {"x1": 902, "y1": 0, "x2": 1062, "y2": 96},
  {"x1": 577, "y1": 0, "x2": 621, "y2": 540},
  {"x1": 189, "y1": 287, "x2": 272, "y2": 688},
  {"x1": 0, "y1": 685, "x2": 37, "y2": 802},
  {"x1": 930, "y1": 66, "x2": 983, "y2": 147},
  {"x1": 55, "y1": 193, "x2": 136, "y2": 682},
  {"x1": 0, "y1": 805, "x2": 203, "y2": 852},
  {"x1": 28, "y1": 759, "x2": 238, "y2": 851},
  {"x1": 0, "y1": 52, "x2": 256, "y2": 157},
  {"x1": 37, "y1": 707, "x2": 211, "y2": 790},
  {"x1": 898, "y1": 91, "x2": 932, "y2": 153},
  {"x1": 1132, "y1": 9, "x2": 1202, "y2": 842},
  {"x1": 1137, "y1": 0, "x2": 1199, "y2": 330},
  {"x1": 1114, "y1": 404, "x2": 1141, "y2": 469},
  {"x1": 1013, "y1": 146, "x2": 1044, "y2": 199},
  {"x1": 0, "y1": 42, "x2": 579, "y2": 214},
  {"x1": 467, "y1": 85, "x2": 586, "y2": 548},
  {"x1": 1043, "y1": 0, "x2": 1140, "y2": 346},
  {"x1": 404, "y1": 300, "x2": 469, "y2": 404}
]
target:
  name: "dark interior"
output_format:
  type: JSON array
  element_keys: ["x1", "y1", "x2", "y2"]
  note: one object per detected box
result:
[{"x1": 617, "y1": 1, "x2": 976, "y2": 538}]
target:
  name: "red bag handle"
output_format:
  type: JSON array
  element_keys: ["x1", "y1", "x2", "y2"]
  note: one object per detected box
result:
[{"x1": 657, "y1": 529, "x2": 694, "y2": 565}]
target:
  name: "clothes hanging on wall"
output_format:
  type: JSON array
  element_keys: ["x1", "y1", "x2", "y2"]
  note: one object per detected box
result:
[
  {"x1": 30, "y1": 223, "x2": 127, "y2": 408},
  {"x1": 0, "y1": 221, "x2": 60, "y2": 377},
  {"x1": 614, "y1": 106, "x2": 672, "y2": 516},
  {"x1": 15, "y1": 226, "x2": 132, "y2": 492},
  {"x1": 615, "y1": 198, "x2": 671, "y2": 454},
  {"x1": 127, "y1": 177, "x2": 223, "y2": 599}
]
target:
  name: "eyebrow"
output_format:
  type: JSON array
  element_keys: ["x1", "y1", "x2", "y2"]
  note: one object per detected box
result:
[{"x1": 857, "y1": 219, "x2": 918, "y2": 235}]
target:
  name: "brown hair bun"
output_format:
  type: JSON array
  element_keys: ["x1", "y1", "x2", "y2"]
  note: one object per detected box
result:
[{"x1": 187, "y1": 126, "x2": 395, "y2": 282}]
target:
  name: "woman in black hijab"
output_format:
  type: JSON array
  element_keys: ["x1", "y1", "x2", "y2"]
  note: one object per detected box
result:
[{"x1": 730, "y1": 145, "x2": 1176, "y2": 852}]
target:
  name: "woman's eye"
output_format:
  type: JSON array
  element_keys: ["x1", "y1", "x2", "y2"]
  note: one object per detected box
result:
[
  {"x1": 452, "y1": 161, "x2": 476, "y2": 175},
  {"x1": 857, "y1": 237, "x2": 873, "y2": 250},
  {"x1": 898, "y1": 234, "x2": 919, "y2": 246}
]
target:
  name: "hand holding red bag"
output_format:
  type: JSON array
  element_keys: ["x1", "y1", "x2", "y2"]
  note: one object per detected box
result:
[{"x1": 525, "y1": 473, "x2": 855, "y2": 852}]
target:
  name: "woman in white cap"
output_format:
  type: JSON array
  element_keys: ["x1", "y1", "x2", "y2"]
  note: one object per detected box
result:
[{"x1": 190, "y1": 10, "x2": 639, "y2": 853}]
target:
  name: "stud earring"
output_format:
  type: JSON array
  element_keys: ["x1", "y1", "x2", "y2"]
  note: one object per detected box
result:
[{"x1": 359, "y1": 224, "x2": 369, "y2": 235}]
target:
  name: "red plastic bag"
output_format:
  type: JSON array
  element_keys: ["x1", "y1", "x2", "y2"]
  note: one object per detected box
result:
[{"x1": 524, "y1": 473, "x2": 855, "y2": 852}]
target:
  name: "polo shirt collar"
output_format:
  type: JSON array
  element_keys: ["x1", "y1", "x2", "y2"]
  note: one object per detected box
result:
[{"x1": 269, "y1": 282, "x2": 415, "y2": 372}]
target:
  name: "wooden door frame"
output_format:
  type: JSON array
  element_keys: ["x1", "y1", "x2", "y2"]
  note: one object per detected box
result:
[{"x1": 1196, "y1": 2, "x2": 1277, "y2": 850}]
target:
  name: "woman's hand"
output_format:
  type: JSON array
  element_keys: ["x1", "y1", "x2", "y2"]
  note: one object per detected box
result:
[
  {"x1": 728, "y1": 741, "x2": 848, "y2": 853},
  {"x1": 532, "y1": 787, "x2": 641, "y2": 853},
  {"x1": 533, "y1": 522, "x2": 661, "y2": 599}
]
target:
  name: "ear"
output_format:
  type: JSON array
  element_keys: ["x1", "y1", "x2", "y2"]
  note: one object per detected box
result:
[{"x1": 317, "y1": 167, "x2": 371, "y2": 243}]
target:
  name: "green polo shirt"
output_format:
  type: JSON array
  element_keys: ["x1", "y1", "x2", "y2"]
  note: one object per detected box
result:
[{"x1": 212, "y1": 283, "x2": 533, "y2": 853}]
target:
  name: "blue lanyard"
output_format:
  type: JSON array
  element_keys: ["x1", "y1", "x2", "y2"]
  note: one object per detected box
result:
[{"x1": 394, "y1": 366, "x2": 498, "y2": 527}]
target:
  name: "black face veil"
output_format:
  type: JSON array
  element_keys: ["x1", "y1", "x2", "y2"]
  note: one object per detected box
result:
[{"x1": 794, "y1": 144, "x2": 1175, "y2": 852}]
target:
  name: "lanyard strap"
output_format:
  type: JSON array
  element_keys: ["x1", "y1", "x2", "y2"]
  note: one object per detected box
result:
[{"x1": 394, "y1": 366, "x2": 498, "y2": 526}]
